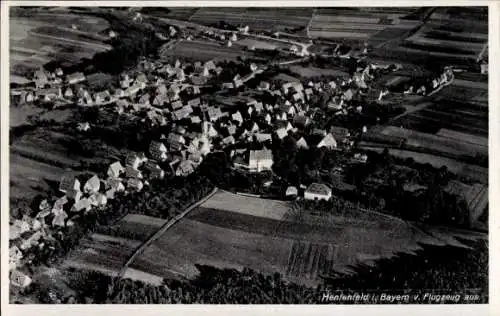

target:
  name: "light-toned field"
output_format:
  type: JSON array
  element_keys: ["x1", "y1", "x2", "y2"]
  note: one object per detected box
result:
[
  {"x1": 199, "y1": 190, "x2": 292, "y2": 221},
  {"x1": 10, "y1": 153, "x2": 65, "y2": 203},
  {"x1": 10, "y1": 13, "x2": 111, "y2": 75},
  {"x1": 10, "y1": 104, "x2": 46, "y2": 127},
  {"x1": 125, "y1": 191, "x2": 486, "y2": 286},
  {"x1": 237, "y1": 38, "x2": 290, "y2": 51}
]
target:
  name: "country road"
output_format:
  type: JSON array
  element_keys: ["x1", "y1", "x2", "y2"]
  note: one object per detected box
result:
[{"x1": 118, "y1": 187, "x2": 219, "y2": 279}]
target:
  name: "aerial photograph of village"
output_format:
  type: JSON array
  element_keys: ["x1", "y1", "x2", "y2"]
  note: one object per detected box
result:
[{"x1": 8, "y1": 6, "x2": 488, "y2": 304}]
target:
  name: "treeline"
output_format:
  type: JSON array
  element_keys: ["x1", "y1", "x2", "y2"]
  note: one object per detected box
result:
[{"x1": 34, "y1": 239, "x2": 487, "y2": 304}]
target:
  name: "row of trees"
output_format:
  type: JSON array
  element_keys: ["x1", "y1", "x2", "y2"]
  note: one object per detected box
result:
[{"x1": 39, "y1": 239, "x2": 487, "y2": 304}]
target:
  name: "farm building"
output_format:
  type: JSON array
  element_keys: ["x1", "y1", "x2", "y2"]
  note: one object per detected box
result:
[
  {"x1": 107, "y1": 161, "x2": 125, "y2": 178},
  {"x1": 10, "y1": 270, "x2": 32, "y2": 288},
  {"x1": 304, "y1": 183, "x2": 332, "y2": 201}
]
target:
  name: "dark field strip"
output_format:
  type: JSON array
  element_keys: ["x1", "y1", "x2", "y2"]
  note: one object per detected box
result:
[
  {"x1": 402, "y1": 41, "x2": 476, "y2": 56},
  {"x1": 96, "y1": 221, "x2": 161, "y2": 242},
  {"x1": 419, "y1": 108, "x2": 488, "y2": 131},
  {"x1": 401, "y1": 115, "x2": 488, "y2": 138},
  {"x1": 286, "y1": 241, "x2": 334, "y2": 279},
  {"x1": 189, "y1": 207, "x2": 356, "y2": 243},
  {"x1": 424, "y1": 31, "x2": 486, "y2": 44}
]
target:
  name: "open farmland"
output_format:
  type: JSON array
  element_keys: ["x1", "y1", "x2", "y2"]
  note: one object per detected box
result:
[
  {"x1": 358, "y1": 146, "x2": 488, "y2": 184},
  {"x1": 287, "y1": 65, "x2": 349, "y2": 78},
  {"x1": 308, "y1": 8, "x2": 419, "y2": 41},
  {"x1": 188, "y1": 8, "x2": 314, "y2": 34},
  {"x1": 160, "y1": 39, "x2": 260, "y2": 62},
  {"x1": 10, "y1": 153, "x2": 66, "y2": 203},
  {"x1": 125, "y1": 190, "x2": 486, "y2": 287},
  {"x1": 394, "y1": 98, "x2": 488, "y2": 137},
  {"x1": 378, "y1": 126, "x2": 488, "y2": 157},
  {"x1": 62, "y1": 214, "x2": 166, "y2": 276},
  {"x1": 10, "y1": 11, "x2": 111, "y2": 77}
]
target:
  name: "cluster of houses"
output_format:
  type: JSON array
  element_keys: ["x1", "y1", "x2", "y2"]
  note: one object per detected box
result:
[
  {"x1": 8, "y1": 152, "x2": 167, "y2": 289},
  {"x1": 404, "y1": 66, "x2": 454, "y2": 96}
]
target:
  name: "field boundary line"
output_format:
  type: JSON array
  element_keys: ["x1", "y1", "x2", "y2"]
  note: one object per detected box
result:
[{"x1": 117, "y1": 187, "x2": 219, "y2": 279}]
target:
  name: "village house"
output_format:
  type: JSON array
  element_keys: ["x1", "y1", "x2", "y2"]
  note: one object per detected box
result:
[
  {"x1": 304, "y1": 183, "x2": 332, "y2": 201},
  {"x1": 202, "y1": 121, "x2": 219, "y2": 138},
  {"x1": 38, "y1": 87, "x2": 62, "y2": 102},
  {"x1": 66, "y1": 188, "x2": 83, "y2": 202},
  {"x1": 317, "y1": 133, "x2": 338, "y2": 149},
  {"x1": 285, "y1": 186, "x2": 298, "y2": 198},
  {"x1": 173, "y1": 105, "x2": 194, "y2": 121},
  {"x1": 254, "y1": 133, "x2": 272, "y2": 143},
  {"x1": 275, "y1": 128, "x2": 288, "y2": 140},
  {"x1": 34, "y1": 67, "x2": 49, "y2": 88},
  {"x1": 71, "y1": 198, "x2": 92, "y2": 213},
  {"x1": 77, "y1": 122, "x2": 90, "y2": 132},
  {"x1": 207, "y1": 106, "x2": 223, "y2": 122},
  {"x1": 125, "y1": 152, "x2": 147, "y2": 170},
  {"x1": 222, "y1": 135, "x2": 236, "y2": 146},
  {"x1": 52, "y1": 195, "x2": 68, "y2": 212},
  {"x1": 10, "y1": 270, "x2": 32, "y2": 288},
  {"x1": 296, "y1": 137, "x2": 309, "y2": 149},
  {"x1": 187, "y1": 97, "x2": 201, "y2": 108},
  {"x1": 258, "y1": 81, "x2": 271, "y2": 91},
  {"x1": 94, "y1": 90, "x2": 111, "y2": 105},
  {"x1": 126, "y1": 178, "x2": 144, "y2": 192},
  {"x1": 51, "y1": 209, "x2": 68, "y2": 227},
  {"x1": 149, "y1": 141, "x2": 168, "y2": 161},
  {"x1": 89, "y1": 193, "x2": 108, "y2": 207},
  {"x1": 59, "y1": 174, "x2": 80, "y2": 193},
  {"x1": 64, "y1": 87, "x2": 74, "y2": 99},
  {"x1": 176, "y1": 159, "x2": 195, "y2": 177},
  {"x1": 352, "y1": 153, "x2": 368, "y2": 163},
  {"x1": 20, "y1": 231, "x2": 42, "y2": 250},
  {"x1": 106, "y1": 177, "x2": 126, "y2": 192},
  {"x1": 248, "y1": 149, "x2": 273, "y2": 172},
  {"x1": 107, "y1": 161, "x2": 125, "y2": 178},
  {"x1": 66, "y1": 72, "x2": 86, "y2": 85},
  {"x1": 125, "y1": 165, "x2": 144, "y2": 179},
  {"x1": 9, "y1": 246, "x2": 23, "y2": 270},
  {"x1": 83, "y1": 175, "x2": 101, "y2": 194}
]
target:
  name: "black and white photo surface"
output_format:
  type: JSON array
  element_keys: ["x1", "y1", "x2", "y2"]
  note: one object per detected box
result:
[{"x1": 8, "y1": 5, "x2": 489, "y2": 304}]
